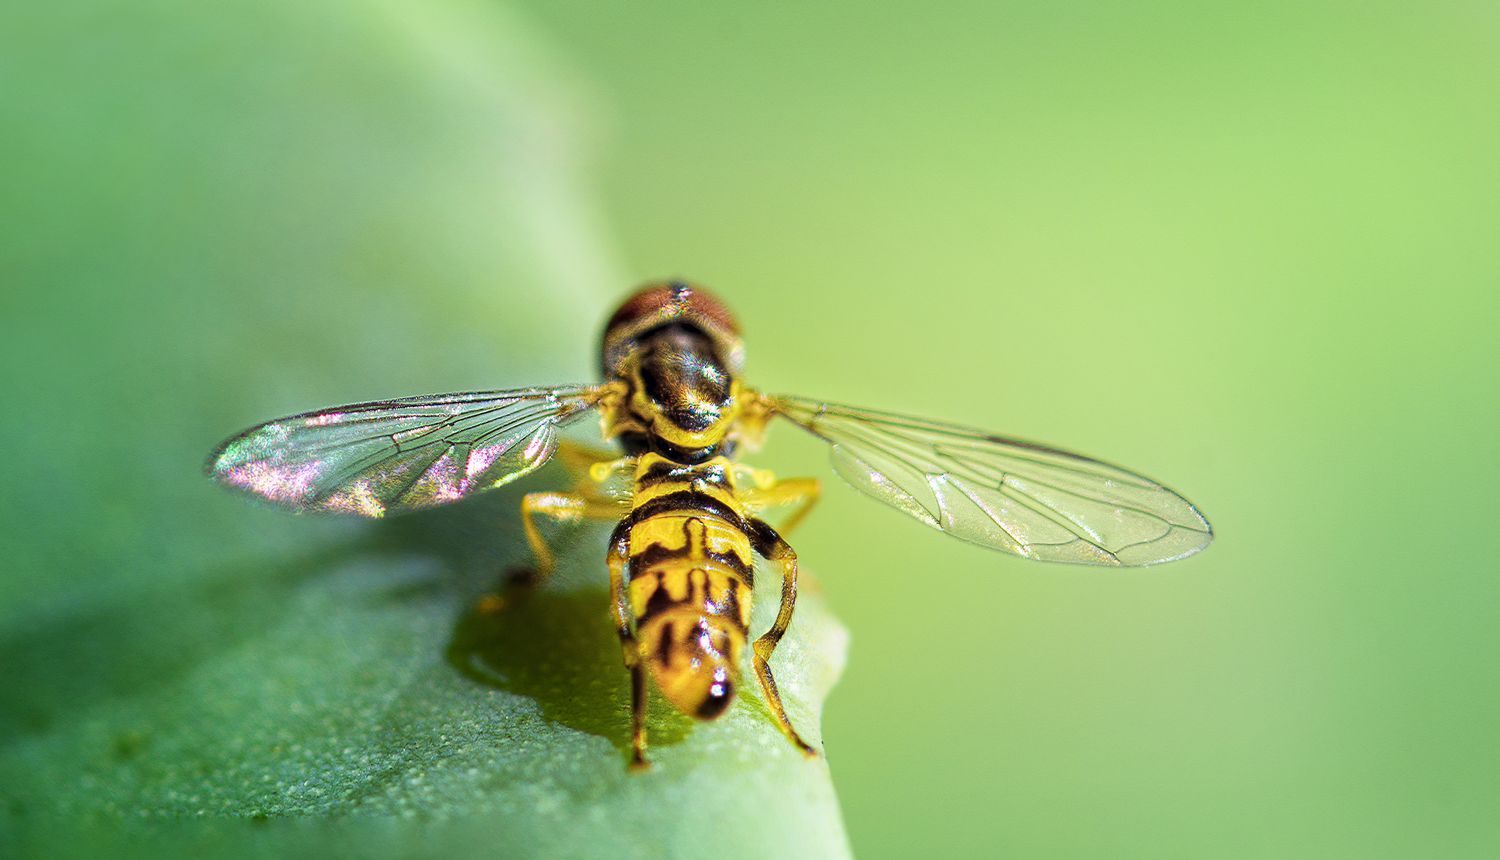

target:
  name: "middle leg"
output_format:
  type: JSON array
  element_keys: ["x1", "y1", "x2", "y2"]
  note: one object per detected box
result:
[
  {"x1": 517, "y1": 492, "x2": 625, "y2": 582},
  {"x1": 478, "y1": 490, "x2": 623, "y2": 615},
  {"x1": 516, "y1": 442, "x2": 634, "y2": 584},
  {"x1": 740, "y1": 474, "x2": 822, "y2": 538}
]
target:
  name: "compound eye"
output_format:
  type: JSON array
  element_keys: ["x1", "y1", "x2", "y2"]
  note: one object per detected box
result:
[
  {"x1": 602, "y1": 281, "x2": 746, "y2": 379},
  {"x1": 607, "y1": 282, "x2": 740, "y2": 340}
]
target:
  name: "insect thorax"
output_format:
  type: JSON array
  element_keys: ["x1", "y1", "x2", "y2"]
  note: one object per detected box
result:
[{"x1": 601, "y1": 324, "x2": 743, "y2": 464}]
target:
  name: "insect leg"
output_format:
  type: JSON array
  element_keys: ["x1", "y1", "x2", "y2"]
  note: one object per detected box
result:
[
  {"x1": 741, "y1": 475, "x2": 822, "y2": 538},
  {"x1": 477, "y1": 492, "x2": 622, "y2": 616},
  {"x1": 607, "y1": 520, "x2": 651, "y2": 770},
  {"x1": 517, "y1": 492, "x2": 624, "y2": 581},
  {"x1": 553, "y1": 439, "x2": 630, "y2": 482},
  {"x1": 747, "y1": 517, "x2": 818, "y2": 758}
]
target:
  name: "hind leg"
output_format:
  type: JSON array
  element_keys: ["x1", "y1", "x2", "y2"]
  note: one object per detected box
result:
[
  {"x1": 747, "y1": 517, "x2": 818, "y2": 757},
  {"x1": 606, "y1": 522, "x2": 651, "y2": 770}
]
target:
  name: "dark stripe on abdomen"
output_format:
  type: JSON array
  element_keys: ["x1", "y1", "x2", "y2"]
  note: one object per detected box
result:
[
  {"x1": 629, "y1": 491, "x2": 748, "y2": 532},
  {"x1": 631, "y1": 541, "x2": 753, "y2": 584}
]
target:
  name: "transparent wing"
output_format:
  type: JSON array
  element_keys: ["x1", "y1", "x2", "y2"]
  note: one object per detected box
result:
[
  {"x1": 207, "y1": 385, "x2": 608, "y2": 517},
  {"x1": 764, "y1": 394, "x2": 1212, "y2": 566}
]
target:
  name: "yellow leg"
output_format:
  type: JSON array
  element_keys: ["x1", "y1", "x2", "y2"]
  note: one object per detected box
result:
[
  {"x1": 518, "y1": 491, "x2": 625, "y2": 583},
  {"x1": 741, "y1": 475, "x2": 822, "y2": 538},
  {"x1": 515, "y1": 440, "x2": 630, "y2": 581},
  {"x1": 556, "y1": 440, "x2": 636, "y2": 508},
  {"x1": 476, "y1": 489, "x2": 624, "y2": 616},
  {"x1": 554, "y1": 440, "x2": 630, "y2": 482},
  {"x1": 747, "y1": 517, "x2": 818, "y2": 758},
  {"x1": 607, "y1": 522, "x2": 651, "y2": 770}
]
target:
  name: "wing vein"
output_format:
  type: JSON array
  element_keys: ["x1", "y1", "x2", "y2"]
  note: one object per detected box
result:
[
  {"x1": 207, "y1": 384, "x2": 605, "y2": 517},
  {"x1": 766, "y1": 393, "x2": 1211, "y2": 567}
]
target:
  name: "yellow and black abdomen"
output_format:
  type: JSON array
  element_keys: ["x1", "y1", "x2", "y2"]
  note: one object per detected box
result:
[{"x1": 625, "y1": 454, "x2": 754, "y2": 719}]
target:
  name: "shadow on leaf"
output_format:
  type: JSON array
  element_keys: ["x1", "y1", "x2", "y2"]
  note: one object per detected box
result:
[
  {"x1": 444, "y1": 591, "x2": 694, "y2": 762},
  {"x1": 1, "y1": 475, "x2": 702, "y2": 767},
  {"x1": 377, "y1": 484, "x2": 697, "y2": 762}
]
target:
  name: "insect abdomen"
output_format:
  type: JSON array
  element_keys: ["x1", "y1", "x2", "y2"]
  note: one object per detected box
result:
[{"x1": 627, "y1": 455, "x2": 754, "y2": 719}]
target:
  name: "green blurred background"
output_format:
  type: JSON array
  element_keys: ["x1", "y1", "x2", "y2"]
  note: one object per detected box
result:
[{"x1": 4, "y1": 0, "x2": 1497, "y2": 857}]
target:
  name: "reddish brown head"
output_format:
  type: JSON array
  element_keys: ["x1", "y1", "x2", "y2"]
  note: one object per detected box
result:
[{"x1": 601, "y1": 281, "x2": 744, "y2": 378}]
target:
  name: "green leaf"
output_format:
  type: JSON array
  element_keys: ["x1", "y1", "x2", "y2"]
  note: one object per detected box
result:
[{"x1": 0, "y1": 1, "x2": 850, "y2": 856}]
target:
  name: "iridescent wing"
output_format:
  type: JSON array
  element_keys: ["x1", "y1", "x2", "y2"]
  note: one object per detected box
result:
[
  {"x1": 762, "y1": 394, "x2": 1212, "y2": 566},
  {"x1": 207, "y1": 385, "x2": 609, "y2": 517}
]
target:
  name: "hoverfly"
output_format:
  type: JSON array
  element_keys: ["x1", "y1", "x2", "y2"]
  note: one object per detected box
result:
[{"x1": 207, "y1": 282, "x2": 1212, "y2": 768}]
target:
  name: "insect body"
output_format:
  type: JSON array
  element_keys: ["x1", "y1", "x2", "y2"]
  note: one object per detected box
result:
[{"x1": 207, "y1": 281, "x2": 1213, "y2": 767}]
